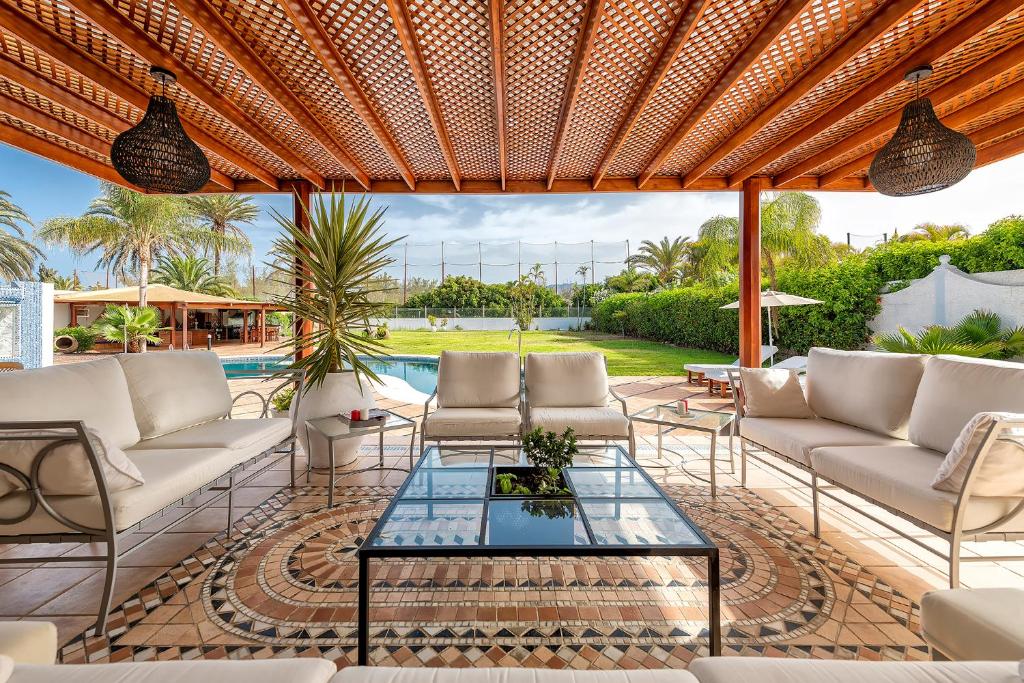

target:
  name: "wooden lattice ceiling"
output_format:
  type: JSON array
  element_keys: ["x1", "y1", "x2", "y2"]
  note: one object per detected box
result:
[{"x1": 1, "y1": 0, "x2": 1023, "y2": 193}]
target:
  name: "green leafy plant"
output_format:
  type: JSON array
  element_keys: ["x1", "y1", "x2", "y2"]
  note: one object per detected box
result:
[
  {"x1": 54, "y1": 325, "x2": 98, "y2": 353},
  {"x1": 271, "y1": 386, "x2": 295, "y2": 413},
  {"x1": 495, "y1": 472, "x2": 531, "y2": 495},
  {"x1": 375, "y1": 322, "x2": 390, "y2": 339},
  {"x1": 267, "y1": 191, "x2": 401, "y2": 390},
  {"x1": 427, "y1": 313, "x2": 437, "y2": 328},
  {"x1": 523, "y1": 427, "x2": 578, "y2": 471},
  {"x1": 874, "y1": 310, "x2": 1024, "y2": 359},
  {"x1": 93, "y1": 305, "x2": 162, "y2": 353}
]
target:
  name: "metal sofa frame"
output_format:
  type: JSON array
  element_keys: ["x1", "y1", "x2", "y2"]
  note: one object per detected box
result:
[
  {"x1": 0, "y1": 368, "x2": 305, "y2": 635},
  {"x1": 726, "y1": 369, "x2": 1024, "y2": 588}
]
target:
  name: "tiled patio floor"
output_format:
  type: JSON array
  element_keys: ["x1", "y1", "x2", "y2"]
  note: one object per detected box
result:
[{"x1": 2, "y1": 374, "x2": 1023, "y2": 656}]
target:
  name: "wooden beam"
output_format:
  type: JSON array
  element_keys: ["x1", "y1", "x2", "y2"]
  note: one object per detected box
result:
[
  {"x1": 0, "y1": 120, "x2": 141, "y2": 190},
  {"x1": 738, "y1": 176, "x2": 763, "y2": 368},
  {"x1": 386, "y1": 0, "x2": 460, "y2": 190},
  {"x1": 293, "y1": 181, "x2": 314, "y2": 359},
  {"x1": 56, "y1": 0, "x2": 326, "y2": 188},
  {"x1": 976, "y1": 129, "x2": 1024, "y2": 167},
  {"x1": 276, "y1": 0, "x2": 414, "y2": 190},
  {"x1": 967, "y1": 109, "x2": 1024, "y2": 146},
  {"x1": 636, "y1": 0, "x2": 809, "y2": 188},
  {"x1": 592, "y1": 0, "x2": 709, "y2": 189},
  {"x1": 171, "y1": 0, "x2": 371, "y2": 189},
  {"x1": 545, "y1": 0, "x2": 605, "y2": 189},
  {"x1": 488, "y1": 0, "x2": 508, "y2": 190},
  {"x1": 727, "y1": 0, "x2": 1022, "y2": 188},
  {"x1": 0, "y1": 12, "x2": 279, "y2": 190},
  {"x1": 774, "y1": 40, "x2": 1024, "y2": 186},
  {"x1": 681, "y1": 0, "x2": 921, "y2": 188}
]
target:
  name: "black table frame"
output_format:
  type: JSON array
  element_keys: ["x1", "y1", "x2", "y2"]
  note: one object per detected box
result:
[{"x1": 356, "y1": 445, "x2": 721, "y2": 664}]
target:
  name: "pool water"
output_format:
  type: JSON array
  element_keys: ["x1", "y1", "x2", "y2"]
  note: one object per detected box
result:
[{"x1": 221, "y1": 355, "x2": 439, "y2": 395}]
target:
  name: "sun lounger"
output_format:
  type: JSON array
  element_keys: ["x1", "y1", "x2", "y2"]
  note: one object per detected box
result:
[{"x1": 684, "y1": 345, "x2": 777, "y2": 384}]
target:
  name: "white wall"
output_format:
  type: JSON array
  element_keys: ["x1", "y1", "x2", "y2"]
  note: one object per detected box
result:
[
  {"x1": 871, "y1": 255, "x2": 1024, "y2": 334},
  {"x1": 381, "y1": 316, "x2": 591, "y2": 331}
]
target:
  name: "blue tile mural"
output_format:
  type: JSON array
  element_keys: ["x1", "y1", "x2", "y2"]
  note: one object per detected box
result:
[{"x1": 0, "y1": 281, "x2": 52, "y2": 368}]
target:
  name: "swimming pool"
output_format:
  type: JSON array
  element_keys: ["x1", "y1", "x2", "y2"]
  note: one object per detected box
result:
[{"x1": 220, "y1": 355, "x2": 440, "y2": 395}]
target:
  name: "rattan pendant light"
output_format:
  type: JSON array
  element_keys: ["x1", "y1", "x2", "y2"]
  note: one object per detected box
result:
[
  {"x1": 868, "y1": 65, "x2": 975, "y2": 197},
  {"x1": 111, "y1": 66, "x2": 210, "y2": 194}
]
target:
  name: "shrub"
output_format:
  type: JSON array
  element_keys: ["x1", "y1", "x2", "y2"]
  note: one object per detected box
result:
[{"x1": 54, "y1": 325, "x2": 98, "y2": 353}]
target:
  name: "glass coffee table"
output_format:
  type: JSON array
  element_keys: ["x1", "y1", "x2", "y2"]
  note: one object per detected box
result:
[
  {"x1": 356, "y1": 444, "x2": 720, "y2": 664},
  {"x1": 629, "y1": 405, "x2": 735, "y2": 497}
]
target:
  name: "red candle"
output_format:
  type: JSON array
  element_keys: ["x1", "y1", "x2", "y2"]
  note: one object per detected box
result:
[{"x1": 351, "y1": 409, "x2": 361, "y2": 421}]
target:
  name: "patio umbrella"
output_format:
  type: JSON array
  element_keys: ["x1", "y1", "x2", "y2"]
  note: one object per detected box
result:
[{"x1": 720, "y1": 290, "x2": 822, "y2": 361}]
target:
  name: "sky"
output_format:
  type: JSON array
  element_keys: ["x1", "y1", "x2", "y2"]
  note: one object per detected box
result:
[{"x1": 2, "y1": 142, "x2": 1023, "y2": 287}]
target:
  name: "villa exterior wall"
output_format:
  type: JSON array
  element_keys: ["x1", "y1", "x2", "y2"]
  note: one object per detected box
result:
[
  {"x1": 1, "y1": 280, "x2": 53, "y2": 368},
  {"x1": 871, "y1": 255, "x2": 1024, "y2": 334}
]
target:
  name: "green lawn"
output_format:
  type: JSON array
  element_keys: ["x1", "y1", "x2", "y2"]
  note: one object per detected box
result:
[{"x1": 380, "y1": 330, "x2": 731, "y2": 376}]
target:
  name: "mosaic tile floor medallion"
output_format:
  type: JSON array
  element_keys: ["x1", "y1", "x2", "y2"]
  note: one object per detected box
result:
[{"x1": 61, "y1": 458, "x2": 930, "y2": 668}]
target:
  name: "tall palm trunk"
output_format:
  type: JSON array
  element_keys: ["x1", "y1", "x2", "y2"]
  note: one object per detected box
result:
[
  {"x1": 213, "y1": 221, "x2": 225, "y2": 275},
  {"x1": 138, "y1": 251, "x2": 150, "y2": 352}
]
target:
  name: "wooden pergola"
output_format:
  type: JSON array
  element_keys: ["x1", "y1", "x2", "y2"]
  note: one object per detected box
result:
[{"x1": 4, "y1": 0, "x2": 1024, "y2": 363}]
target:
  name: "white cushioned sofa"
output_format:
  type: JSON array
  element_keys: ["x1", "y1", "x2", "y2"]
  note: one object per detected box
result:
[
  {"x1": 728, "y1": 348, "x2": 1024, "y2": 587},
  {"x1": 0, "y1": 352, "x2": 302, "y2": 633}
]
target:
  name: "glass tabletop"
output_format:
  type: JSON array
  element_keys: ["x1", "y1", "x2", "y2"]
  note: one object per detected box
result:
[
  {"x1": 364, "y1": 445, "x2": 712, "y2": 552},
  {"x1": 630, "y1": 405, "x2": 734, "y2": 431},
  {"x1": 305, "y1": 410, "x2": 413, "y2": 439}
]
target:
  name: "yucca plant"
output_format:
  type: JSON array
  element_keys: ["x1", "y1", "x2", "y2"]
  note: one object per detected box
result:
[
  {"x1": 267, "y1": 192, "x2": 401, "y2": 390},
  {"x1": 874, "y1": 310, "x2": 1024, "y2": 359},
  {"x1": 93, "y1": 305, "x2": 163, "y2": 353}
]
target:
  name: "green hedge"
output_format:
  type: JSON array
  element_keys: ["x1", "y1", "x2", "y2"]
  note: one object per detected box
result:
[{"x1": 54, "y1": 325, "x2": 98, "y2": 353}]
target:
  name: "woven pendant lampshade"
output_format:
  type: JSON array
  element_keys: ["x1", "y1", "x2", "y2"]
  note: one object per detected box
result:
[
  {"x1": 111, "y1": 67, "x2": 210, "y2": 194},
  {"x1": 868, "y1": 65, "x2": 975, "y2": 197}
]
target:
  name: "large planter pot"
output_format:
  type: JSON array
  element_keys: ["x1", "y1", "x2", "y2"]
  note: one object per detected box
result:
[{"x1": 293, "y1": 371, "x2": 377, "y2": 469}]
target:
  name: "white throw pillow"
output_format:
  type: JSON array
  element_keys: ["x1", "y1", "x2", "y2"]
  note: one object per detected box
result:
[
  {"x1": 0, "y1": 427, "x2": 144, "y2": 497},
  {"x1": 739, "y1": 368, "x2": 814, "y2": 419},
  {"x1": 932, "y1": 412, "x2": 1024, "y2": 497},
  {"x1": 0, "y1": 655, "x2": 12, "y2": 683}
]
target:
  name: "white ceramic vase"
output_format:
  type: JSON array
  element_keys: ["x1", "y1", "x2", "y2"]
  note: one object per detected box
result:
[{"x1": 293, "y1": 371, "x2": 377, "y2": 469}]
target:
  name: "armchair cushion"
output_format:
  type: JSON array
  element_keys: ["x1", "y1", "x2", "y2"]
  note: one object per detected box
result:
[
  {"x1": 332, "y1": 667, "x2": 693, "y2": 683},
  {"x1": 529, "y1": 407, "x2": 629, "y2": 438},
  {"x1": 688, "y1": 657, "x2": 1018, "y2": 683},
  {"x1": 738, "y1": 367, "x2": 813, "y2": 418},
  {"x1": 909, "y1": 355, "x2": 1024, "y2": 454},
  {"x1": 526, "y1": 352, "x2": 608, "y2": 408},
  {"x1": 921, "y1": 588, "x2": 1024, "y2": 661},
  {"x1": 810, "y1": 445, "x2": 1024, "y2": 533},
  {"x1": 0, "y1": 357, "x2": 140, "y2": 448},
  {"x1": 424, "y1": 408, "x2": 522, "y2": 438},
  {"x1": 9, "y1": 658, "x2": 338, "y2": 683},
  {"x1": 0, "y1": 621, "x2": 56, "y2": 664},
  {"x1": 932, "y1": 412, "x2": 1024, "y2": 497},
  {"x1": 806, "y1": 348, "x2": 926, "y2": 438},
  {"x1": 436, "y1": 351, "x2": 520, "y2": 408},
  {"x1": 130, "y1": 418, "x2": 292, "y2": 452},
  {"x1": 117, "y1": 351, "x2": 232, "y2": 439},
  {"x1": 740, "y1": 417, "x2": 905, "y2": 466},
  {"x1": 0, "y1": 426, "x2": 143, "y2": 497}
]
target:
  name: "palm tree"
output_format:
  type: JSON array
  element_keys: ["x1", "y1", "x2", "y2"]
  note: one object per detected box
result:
[
  {"x1": 38, "y1": 183, "x2": 244, "y2": 309},
  {"x1": 151, "y1": 254, "x2": 237, "y2": 296},
  {"x1": 627, "y1": 236, "x2": 690, "y2": 285},
  {"x1": 186, "y1": 194, "x2": 257, "y2": 275},
  {"x1": 874, "y1": 310, "x2": 1024, "y2": 359},
  {"x1": 0, "y1": 190, "x2": 40, "y2": 281},
  {"x1": 898, "y1": 222, "x2": 970, "y2": 242},
  {"x1": 697, "y1": 191, "x2": 831, "y2": 291},
  {"x1": 93, "y1": 304, "x2": 162, "y2": 353}
]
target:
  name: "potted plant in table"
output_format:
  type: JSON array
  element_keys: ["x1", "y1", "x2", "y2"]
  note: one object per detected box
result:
[
  {"x1": 267, "y1": 191, "x2": 401, "y2": 468},
  {"x1": 493, "y1": 426, "x2": 577, "y2": 498}
]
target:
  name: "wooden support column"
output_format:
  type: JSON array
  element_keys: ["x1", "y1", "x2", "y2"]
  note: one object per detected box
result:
[
  {"x1": 294, "y1": 182, "x2": 314, "y2": 360},
  {"x1": 169, "y1": 304, "x2": 178, "y2": 348},
  {"x1": 69, "y1": 304, "x2": 78, "y2": 328},
  {"x1": 242, "y1": 309, "x2": 249, "y2": 344},
  {"x1": 260, "y1": 307, "x2": 267, "y2": 348},
  {"x1": 739, "y1": 177, "x2": 763, "y2": 368}
]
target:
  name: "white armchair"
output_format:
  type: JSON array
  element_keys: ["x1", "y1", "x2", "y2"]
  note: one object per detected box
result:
[{"x1": 523, "y1": 352, "x2": 633, "y2": 452}]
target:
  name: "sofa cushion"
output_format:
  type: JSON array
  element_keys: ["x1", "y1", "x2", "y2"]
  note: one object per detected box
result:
[
  {"x1": 117, "y1": 351, "x2": 232, "y2": 439},
  {"x1": 0, "y1": 621, "x2": 56, "y2": 665},
  {"x1": 811, "y1": 445, "x2": 1024, "y2": 533},
  {"x1": 932, "y1": 412, "x2": 1024, "y2": 497},
  {"x1": 331, "y1": 667, "x2": 694, "y2": 683},
  {"x1": 806, "y1": 348, "x2": 926, "y2": 438},
  {"x1": 740, "y1": 417, "x2": 906, "y2": 467},
  {"x1": 529, "y1": 407, "x2": 629, "y2": 437},
  {"x1": 436, "y1": 351, "x2": 520, "y2": 408},
  {"x1": 739, "y1": 367, "x2": 813, "y2": 418},
  {"x1": 0, "y1": 426, "x2": 143, "y2": 497},
  {"x1": 9, "y1": 658, "x2": 338, "y2": 683},
  {"x1": 909, "y1": 355, "x2": 1024, "y2": 454},
  {"x1": 921, "y1": 588, "x2": 1024, "y2": 661},
  {"x1": 424, "y1": 408, "x2": 522, "y2": 438},
  {"x1": 687, "y1": 657, "x2": 1018, "y2": 683},
  {"x1": 0, "y1": 445, "x2": 265, "y2": 535},
  {"x1": 0, "y1": 357, "x2": 140, "y2": 448},
  {"x1": 129, "y1": 418, "x2": 291, "y2": 452},
  {"x1": 526, "y1": 352, "x2": 608, "y2": 408}
]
